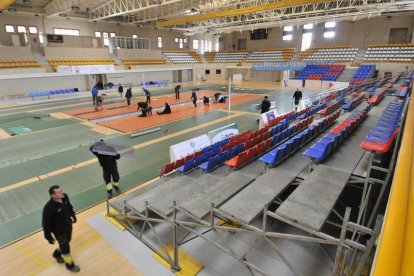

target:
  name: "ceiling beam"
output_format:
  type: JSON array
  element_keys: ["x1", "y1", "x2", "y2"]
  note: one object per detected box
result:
[
  {"x1": 156, "y1": 0, "x2": 328, "y2": 27},
  {"x1": 45, "y1": 0, "x2": 78, "y2": 17}
]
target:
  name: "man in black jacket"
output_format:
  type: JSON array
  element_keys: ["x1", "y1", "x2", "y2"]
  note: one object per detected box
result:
[
  {"x1": 90, "y1": 141, "x2": 121, "y2": 197},
  {"x1": 293, "y1": 89, "x2": 303, "y2": 111},
  {"x1": 125, "y1": 87, "x2": 132, "y2": 106},
  {"x1": 118, "y1": 84, "x2": 124, "y2": 101},
  {"x1": 260, "y1": 96, "x2": 271, "y2": 114},
  {"x1": 42, "y1": 185, "x2": 80, "y2": 272}
]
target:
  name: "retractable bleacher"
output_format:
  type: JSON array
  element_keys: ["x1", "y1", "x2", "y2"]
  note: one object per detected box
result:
[
  {"x1": 163, "y1": 50, "x2": 202, "y2": 63},
  {"x1": 205, "y1": 50, "x2": 250, "y2": 63},
  {"x1": 245, "y1": 48, "x2": 295, "y2": 63}
]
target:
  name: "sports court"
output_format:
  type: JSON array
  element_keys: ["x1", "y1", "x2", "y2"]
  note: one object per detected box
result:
[{"x1": 0, "y1": 1, "x2": 413, "y2": 275}]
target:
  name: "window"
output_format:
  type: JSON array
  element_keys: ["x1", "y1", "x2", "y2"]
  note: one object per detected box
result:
[
  {"x1": 193, "y1": 39, "x2": 199, "y2": 49},
  {"x1": 132, "y1": 34, "x2": 137, "y2": 39},
  {"x1": 183, "y1": 38, "x2": 187, "y2": 43},
  {"x1": 324, "y1": 21, "x2": 336, "y2": 39},
  {"x1": 5, "y1": 25, "x2": 15, "y2": 33},
  {"x1": 283, "y1": 25, "x2": 293, "y2": 41},
  {"x1": 179, "y1": 38, "x2": 183, "y2": 49},
  {"x1": 39, "y1": 31, "x2": 44, "y2": 43},
  {"x1": 28, "y1": 26, "x2": 38, "y2": 34},
  {"x1": 205, "y1": 70, "x2": 210, "y2": 75},
  {"x1": 110, "y1": 32, "x2": 116, "y2": 37},
  {"x1": 301, "y1": 32, "x2": 312, "y2": 51},
  {"x1": 215, "y1": 41, "x2": 219, "y2": 51},
  {"x1": 17, "y1": 25, "x2": 27, "y2": 33},
  {"x1": 157, "y1": 36, "x2": 162, "y2": 48},
  {"x1": 175, "y1": 38, "x2": 178, "y2": 43},
  {"x1": 103, "y1": 32, "x2": 109, "y2": 46},
  {"x1": 303, "y1": 23, "x2": 313, "y2": 30},
  {"x1": 54, "y1": 28, "x2": 80, "y2": 36},
  {"x1": 95, "y1": 31, "x2": 101, "y2": 37},
  {"x1": 216, "y1": 69, "x2": 221, "y2": 74}
]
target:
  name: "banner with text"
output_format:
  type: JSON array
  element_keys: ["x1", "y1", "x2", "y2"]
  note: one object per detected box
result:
[
  {"x1": 253, "y1": 61, "x2": 332, "y2": 71},
  {"x1": 259, "y1": 108, "x2": 279, "y2": 128},
  {"x1": 169, "y1": 134, "x2": 211, "y2": 162},
  {"x1": 208, "y1": 123, "x2": 239, "y2": 143}
]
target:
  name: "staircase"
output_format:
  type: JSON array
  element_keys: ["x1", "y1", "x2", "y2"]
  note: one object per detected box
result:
[
  {"x1": 109, "y1": 53, "x2": 125, "y2": 68},
  {"x1": 32, "y1": 52, "x2": 53, "y2": 72},
  {"x1": 352, "y1": 49, "x2": 366, "y2": 66},
  {"x1": 336, "y1": 67, "x2": 358, "y2": 82},
  {"x1": 291, "y1": 51, "x2": 302, "y2": 61}
]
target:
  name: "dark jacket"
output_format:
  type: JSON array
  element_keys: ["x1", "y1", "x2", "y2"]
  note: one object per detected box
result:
[
  {"x1": 261, "y1": 99, "x2": 271, "y2": 113},
  {"x1": 125, "y1": 88, "x2": 132, "y2": 98},
  {"x1": 175, "y1": 85, "x2": 181, "y2": 92},
  {"x1": 191, "y1": 91, "x2": 197, "y2": 101},
  {"x1": 164, "y1": 104, "x2": 171, "y2": 113},
  {"x1": 90, "y1": 146, "x2": 120, "y2": 170},
  {"x1": 118, "y1": 85, "x2": 124, "y2": 93},
  {"x1": 42, "y1": 193, "x2": 75, "y2": 239},
  {"x1": 293, "y1": 91, "x2": 303, "y2": 101}
]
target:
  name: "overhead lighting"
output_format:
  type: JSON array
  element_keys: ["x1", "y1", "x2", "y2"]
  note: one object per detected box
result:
[
  {"x1": 7, "y1": 7, "x2": 17, "y2": 12},
  {"x1": 72, "y1": 6, "x2": 80, "y2": 11},
  {"x1": 185, "y1": 8, "x2": 200, "y2": 16}
]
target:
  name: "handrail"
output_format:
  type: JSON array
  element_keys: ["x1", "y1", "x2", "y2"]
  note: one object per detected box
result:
[{"x1": 371, "y1": 94, "x2": 413, "y2": 275}]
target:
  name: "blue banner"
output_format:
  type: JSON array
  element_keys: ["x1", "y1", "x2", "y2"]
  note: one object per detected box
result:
[{"x1": 252, "y1": 61, "x2": 333, "y2": 71}]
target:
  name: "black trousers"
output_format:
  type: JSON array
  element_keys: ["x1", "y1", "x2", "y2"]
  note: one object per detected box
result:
[
  {"x1": 92, "y1": 94, "x2": 97, "y2": 105},
  {"x1": 55, "y1": 227, "x2": 72, "y2": 255},
  {"x1": 103, "y1": 167, "x2": 120, "y2": 184},
  {"x1": 175, "y1": 91, "x2": 180, "y2": 99},
  {"x1": 193, "y1": 99, "x2": 197, "y2": 107},
  {"x1": 146, "y1": 96, "x2": 151, "y2": 104},
  {"x1": 126, "y1": 97, "x2": 131, "y2": 106}
]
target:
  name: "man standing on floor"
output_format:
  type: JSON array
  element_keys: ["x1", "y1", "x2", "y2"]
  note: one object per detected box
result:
[
  {"x1": 175, "y1": 85, "x2": 181, "y2": 100},
  {"x1": 42, "y1": 185, "x2": 80, "y2": 273},
  {"x1": 293, "y1": 89, "x2": 303, "y2": 111},
  {"x1": 118, "y1": 84, "x2": 124, "y2": 101},
  {"x1": 190, "y1": 88, "x2": 198, "y2": 108},
  {"x1": 260, "y1": 96, "x2": 271, "y2": 114},
  {"x1": 90, "y1": 140, "x2": 121, "y2": 198},
  {"x1": 125, "y1": 87, "x2": 132, "y2": 107},
  {"x1": 91, "y1": 86, "x2": 99, "y2": 106},
  {"x1": 143, "y1": 87, "x2": 151, "y2": 104}
]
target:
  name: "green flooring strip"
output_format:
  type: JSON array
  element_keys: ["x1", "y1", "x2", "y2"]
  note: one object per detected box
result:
[{"x1": 0, "y1": 113, "x2": 257, "y2": 247}]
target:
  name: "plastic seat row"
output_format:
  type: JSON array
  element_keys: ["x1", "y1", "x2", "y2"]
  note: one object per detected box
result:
[
  {"x1": 260, "y1": 112, "x2": 339, "y2": 167},
  {"x1": 267, "y1": 111, "x2": 297, "y2": 126},
  {"x1": 367, "y1": 88, "x2": 387, "y2": 104},
  {"x1": 319, "y1": 99, "x2": 345, "y2": 116},
  {"x1": 298, "y1": 104, "x2": 327, "y2": 120},
  {"x1": 360, "y1": 102, "x2": 404, "y2": 153},
  {"x1": 304, "y1": 106, "x2": 371, "y2": 161},
  {"x1": 343, "y1": 94, "x2": 365, "y2": 110},
  {"x1": 140, "y1": 80, "x2": 169, "y2": 86},
  {"x1": 28, "y1": 88, "x2": 77, "y2": 99}
]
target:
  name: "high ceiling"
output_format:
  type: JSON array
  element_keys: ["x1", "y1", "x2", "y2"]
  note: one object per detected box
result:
[{"x1": 5, "y1": 0, "x2": 414, "y2": 35}]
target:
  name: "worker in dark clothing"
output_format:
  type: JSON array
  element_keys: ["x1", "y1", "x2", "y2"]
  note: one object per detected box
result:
[
  {"x1": 118, "y1": 84, "x2": 124, "y2": 101},
  {"x1": 190, "y1": 89, "x2": 198, "y2": 107},
  {"x1": 137, "y1": 101, "x2": 148, "y2": 111},
  {"x1": 95, "y1": 94, "x2": 106, "y2": 111},
  {"x1": 139, "y1": 106, "x2": 153, "y2": 117},
  {"x1": 260, "y1": 96, "x2": 271, "y2": 114},
  {"x1": 293, "y1": 89, "x2": 303, "y2": 111},
  {"x1": 143, "y1": 88, "x2": 151, "y2": 104},
  {"x1": 125, "y1": 87, "x2": 132, "y2": 106},
  {"x1": 157, "y1": 103, "x2": 171, "y2": 115},
  {"x1": 90, "y1": 141, "x2": 121, "y2": 197},
  {"x1": 42, "y1": 185, "x2": 80, "y2": 273},
  {"x1": 175, "y1": 85, "x2": 181, "y2": 100},
  {"x1": 203, "y1": 96, "x2": 210, "y2": 106},
  {"x1": 91, "y1": 86, "x2": 99, "y2": 106}
]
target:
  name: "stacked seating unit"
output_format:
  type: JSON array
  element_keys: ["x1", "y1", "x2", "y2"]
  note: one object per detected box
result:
[
  {"x1": 163, "y1": 51, "x2": 202, "y2": 63},
  {"x1": 367, "y1": 88, "x2": 388, "y2": 104},
  {"x1": 298, "y1": 103, "x2": 327, "y2": 120},
  {"x1": 48, "y1": 58, "x2": 115, "y2": 70},
  {"x1": 298, "y1": 46, "x2": 358, "y2": 62},
  {"x1": 360, "y1": 102, "x2": 404, "y2": 153},
  {"x1": 384, "y1": 74, "x2": 401, "y2": 88},
  {"x1": 205, "y1": 51, "x2": 250, "y2": 63},
  {"x1": 304, "y1": 105, "x2": 371, "y2": 161},
  {"x1": 319, "y1": 99, "x2": 345, "y2": 116},
  {"x1": 351, "y1": 64, "x2": 376, "y2": 84},
  {"x1": 260, "y1": 112, "x2": 340, "y2": 167},
  {"x1": 245, "y1": 48, "x2": 295, "y2": 63},
  {"x1": 395, "y1": 86, "x2": 409, "y2": 98},
  {"x1": 364, "y1": 44, "x2": 414, "y2": 63},
  {"x1": 28, "y1": 88, "x2": 78, "y2": 100},
  {"x1": 267, "y1": 111, "x2": 297, "y2": 126},
  {"x1": 293, "y1": 64, "x2": 345, "y2": 81},
  {"x1": 0, "y1": 58, "x2": 40, "y2": 68},
  {"x1": 227, "y1": 117, "x2": 313, "y2": 169},
  {"x1": 159, "y1": 138, "x2": 230, "y2": 175},
  {"x1": 343, "y1": 94, "x2": 365, "y2": 111},
  {"x1": 122, "y1": 58, "x2": 166, "y2": 66}
]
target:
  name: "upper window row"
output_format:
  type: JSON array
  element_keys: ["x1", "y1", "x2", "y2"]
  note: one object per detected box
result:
[
  {"x1": 5, "y1": 25, "x2": 38, "y2": 34},
  {"x1": 282, "y1": 22, "x2": 336, "y2": 41}
]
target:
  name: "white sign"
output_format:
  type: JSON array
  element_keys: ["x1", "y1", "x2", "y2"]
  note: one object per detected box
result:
[
  {"x1": 72, "y1": 64, "x2": 115, "y2": 74},
  {"x1": 208, "y1": 123, "x2": 239, "y2": 143},
  {"x1": 300, "y1": 98, "x2": 313, "y2": 110},
  {"x1": 259, "y1": 108, "x2": 279, "y2": 128},
  {"x1": 169, "y1": 134, "x2": 211, "y2": 162}
]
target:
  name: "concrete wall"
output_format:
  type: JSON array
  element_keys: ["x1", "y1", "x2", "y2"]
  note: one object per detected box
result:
[
  {"x1": 222, "y1": 15, "x2": 414, "y2": 51},
  {"x1": 115, "y1": 49, "x2": 164, "y2": 59},
  {"x1": 44, "y1": 47, "x2": 111, "y2": 58}
]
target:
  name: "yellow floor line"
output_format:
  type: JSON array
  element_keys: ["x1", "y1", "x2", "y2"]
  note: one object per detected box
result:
[
  {"x1": 0, "y1": 113, "x2": 243, "y2": 194},
  {"x1": 14, "y1": 243, "x2": 49, "y2": 270}
]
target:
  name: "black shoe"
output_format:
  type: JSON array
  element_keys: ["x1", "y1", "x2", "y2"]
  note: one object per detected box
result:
[
  {"x1": 107, "y1": 190, "x2": 113, "y2": 199},
  {"x1": 52, "y1": 250, "x2": 64, "y2": 264},
  {"x1": 113, "y1": 185, "x2": 120, "y2": 193},
  {"x1": 66, "y1": 263, "x2": 80, "y2": 273}
]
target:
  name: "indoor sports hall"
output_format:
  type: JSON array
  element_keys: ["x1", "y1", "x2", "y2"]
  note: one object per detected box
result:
[{"x1": 0, "y1": 0, "x2": 413, "y2": 275}]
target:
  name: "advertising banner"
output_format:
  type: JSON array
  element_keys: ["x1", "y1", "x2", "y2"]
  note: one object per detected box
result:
[
  {"x1": 259, "y1": 108, "x2": 279, "y2": 127},
  {"x1": 208, "y1": 123, "x2": 239, "y2": 143},
  {"x1": 169, "y1": 134, "x2": 211, "y2": 162}
]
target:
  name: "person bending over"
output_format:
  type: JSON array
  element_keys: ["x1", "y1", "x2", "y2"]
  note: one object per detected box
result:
[
  {"x1": 137, "y1": 101, "x2": 148, "y2": 111},
  {"x1": 157, "y1": 103, "x2": 172, "y2": 115},
  {"x1": 203, "y1": 96, "x2": 210, "y2": 106},
  {"x1": 139, "y1": 106, "x2": 153, "y2": 117},
  {"x1": 95, "y1": 94, "x2": 106, "y2": 111}
]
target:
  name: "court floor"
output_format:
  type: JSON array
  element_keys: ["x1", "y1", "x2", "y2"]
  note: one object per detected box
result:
[{"x1": 0, "y1": 80, "x2": 322, "y2": 275}]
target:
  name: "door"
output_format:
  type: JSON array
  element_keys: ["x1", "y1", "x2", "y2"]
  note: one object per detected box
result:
[
  {"x1": 187, "y1": 69, "x2": 193, "y2": 81},
  {"x1": 238, "y1": 39, "x2": 247, "y2": 50},
  {"x1": 177, "y1": 70, "x2": 182, "y2": 82}
]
